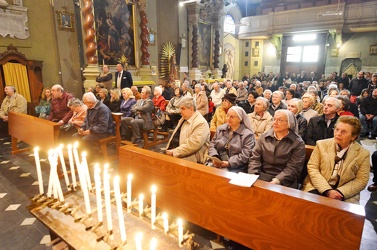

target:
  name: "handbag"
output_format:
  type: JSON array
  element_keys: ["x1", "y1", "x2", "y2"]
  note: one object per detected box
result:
[{"x1": 152, "y1": 108, "x2": 166, "y2": 126}]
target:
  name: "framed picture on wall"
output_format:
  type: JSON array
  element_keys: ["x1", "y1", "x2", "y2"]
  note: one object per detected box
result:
[
  {"x1": 198, "y1": 22, "x2": 212, "y2": 68},
  {"x1": 56, "y1": 9, "x2": 75, "y2": 32},
  {"x1": 370, "y1": 45, "x2": 377, "y2": 55},
  {"x1": 148, "y1": 28, "x2": 156, "y2": 46}
]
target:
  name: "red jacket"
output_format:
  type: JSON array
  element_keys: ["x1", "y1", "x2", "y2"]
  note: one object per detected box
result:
[{"x1": 153, "y1": 95, "x2": 166, "y2": 112}]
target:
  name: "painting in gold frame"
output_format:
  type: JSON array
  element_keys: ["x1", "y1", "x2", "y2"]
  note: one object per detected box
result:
[
  {"x1": 56, "y1": 8, "x2": 75, "y2": 32},
  {"x1": 198, "y1": 22, "x2": 212, "y2": 69}
]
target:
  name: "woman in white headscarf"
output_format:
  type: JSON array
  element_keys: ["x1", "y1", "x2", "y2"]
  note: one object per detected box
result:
[
  {"x1": 248, "y1": 110, "x2": 306, "y2": 188},
  {"x1": 208, "y1": 106, "x2": 255, "y2": 173}
]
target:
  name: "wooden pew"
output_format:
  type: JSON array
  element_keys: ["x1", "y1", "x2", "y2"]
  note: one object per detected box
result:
[
  {"x1": 97, "y1": 112, "x2": 123, "y2": 161},
  {"x1": 8, "y1": 111, "x2": 60, "y2": 154},
  {"x1": 118, "y1": 145, "x2": 365, "y2": 250}
]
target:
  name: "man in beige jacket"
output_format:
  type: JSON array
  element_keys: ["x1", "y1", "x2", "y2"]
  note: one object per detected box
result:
[
  {"x1": 166, "y1": 96, "x2": 210, "y2": 164},
  {"x1": 0, "y1": 86, "x2": 27, "y2": 136}
]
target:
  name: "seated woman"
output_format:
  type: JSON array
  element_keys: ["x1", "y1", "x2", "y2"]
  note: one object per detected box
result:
[
  {"x1": 60, "y1": 98, "x2": 87, "y2": 137},
  {"x1": 287, "y1": 98, "x2": 307, "y2": 139},
  {"x1": 165, "y1": 88, "x2": 183, "y2": 127},
  {"x1": 152, "y1": 86, "x2": 167, "y2": 112},
  {"x1": 193, "y1": 83, "x2": 208, "y2": 117},
  {"x1": 335, "y1": 95, "x2": 354, "y2": 117},
  {"x1": 35, "y1": 87, "x2": 52, "y2": 118},
  {"x1": 302, "y1": 116, "x2": 370, "y2": 204},
  {"x1": 97, "y1": 88, "x2": 110, "y2": 107},
  {"x1": 248, "y1": 97, "x2": 273, "y2": 139},
  {"x1": 120, "y1": 88, "x2": 137, "y2": 117},
  {"x1": 208, "y1": 106, "x2": 255, "y2": 173},
  {"x1": 248, "y1": 110, "x2": 306, "y2": 188},
  {"x1": 282, "y1": 89, "x2": 295, "y2": 105},
  {"x1": 210, "y1": 93, "x2": 237, "y2": 130},
  {"x1": 300, "y1": 93, "x2": 318, "y2": 123},
  {"x1": 107, "y1": 88, "x2": 122, "y2": 112}
]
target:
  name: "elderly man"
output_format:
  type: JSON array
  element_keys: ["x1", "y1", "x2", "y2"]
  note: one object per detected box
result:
[
  {"x1": 210, "y1": 81, "x2": 225, "y2": 107},
  {"x1": 47, "y1": 84, "x2": 73, "y2": 125},
  {"x1": 122, "y1": 86, "x2": 154, "y2": 143},
  {"x1": 305, "y1": 97, "x2": 340, "y2": 145},
  {"x1": 225, "y1": 80, "x2": 237, "y2": 95},
  {"x1": 0, "y1": 86, "x2": 27, "y2": 136},
  {"x1": 236, "y1": 81, "x2": 248, "y2": 104},
  {"x1": 115, "y1": 63, "x2": 133, "y2": 89},
  {"x1": 166, "y1": 96, "x2": 210, "y2": 164},
  {"x1": 359, "y1": 89, "x2": 377, "y2": 138},
  {"x1": 131, "y1": 86, "x2": 141, "y2": 100},
  {"x1": 73, "y1": 92, "x2": 113, "y2": 151},
  {"x1": 268, "y1": 91, "x2": 287, "y2": 116}
]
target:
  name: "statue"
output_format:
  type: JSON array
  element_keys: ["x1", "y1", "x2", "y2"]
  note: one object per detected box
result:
[
  {"x1": 169, "y1": 53, "x2": 178, "y2": 80},
  {"x1": 221, "y1": 64, "x2": 228, "y2": 78}
]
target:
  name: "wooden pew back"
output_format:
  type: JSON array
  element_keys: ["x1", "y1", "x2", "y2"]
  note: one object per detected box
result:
[
  {"x1": 8, "y1": 111, "x2": 60, "y2": 154},
  {"x1": 118, "y1": 145, "x2": 365, "y2": 250}
]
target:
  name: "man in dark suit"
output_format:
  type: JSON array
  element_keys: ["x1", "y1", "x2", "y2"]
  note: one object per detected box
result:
[{"x1": 115, "y1": 63, "x2": 133, "y2": 89}]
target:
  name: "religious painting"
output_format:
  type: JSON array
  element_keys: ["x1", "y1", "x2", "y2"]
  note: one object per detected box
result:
[
  {"x1": 93, "y1": 0, "x2": 136, "y2": 66},
  {"x1": 56, "y1": 9, "x2": 75, "y2": 32},
  {"x1": 198, "y1": 22, "x2": 212, "y2": 68},
  {"x1": 370, "y1": 44, "x2": 377, "y2": 55}
]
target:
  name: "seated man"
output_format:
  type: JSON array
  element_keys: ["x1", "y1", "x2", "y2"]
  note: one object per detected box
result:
[
  {"x1": 47, "y1": 84, "x2": 74, "y2": 125},
  {"x1": 122, "y1": 86, "x2": 154, "y2": 143},
  {"x1": 0, "y1": 86, "x2": 27, "y2": 137},
  {"x1": 359, "y1": 89, "x2": 377, "y2": 138},
  {"x1": 166, "y1": 96, "x2": 210, "y2": 164},
  {"x1": 73, "y1": 92, "x2": 113, "y2": 152},
  {"x1": 305, "y1": 97, "x2": 340, "y2": 146}
]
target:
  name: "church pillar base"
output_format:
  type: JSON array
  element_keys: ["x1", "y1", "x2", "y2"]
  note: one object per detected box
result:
[{"x1": 83, "y1": 64, "x2": 100, "y2": 90}]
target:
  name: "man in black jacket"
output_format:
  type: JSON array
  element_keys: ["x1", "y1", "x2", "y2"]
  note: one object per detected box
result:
[
  {"x1": 349, "y1": 71, "x2": 368, "y2": 103},
  {"x1": 360, "y1": 89, "x2": 377, "y2": 138},
  {"x1": 305, "y1": 97, "x2": 340, "y2": 146},
  {"x1": 115, "y1": 63, "x2": 133, "y2": 89}
]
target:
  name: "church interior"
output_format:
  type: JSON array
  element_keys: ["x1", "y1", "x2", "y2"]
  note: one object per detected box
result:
[{"x1": 0, "y1": 0, "x2": 377, "y2": 249}]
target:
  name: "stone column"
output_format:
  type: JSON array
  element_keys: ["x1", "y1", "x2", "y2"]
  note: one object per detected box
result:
[
  {"x1": 138, "y1": 0, "x2": 152, "y2": 80},
  {"x1": 187, "y1": 3, "x2": 201, "y2": 81},
  {"x1": 82, "y1": 0, "x2": 99, "y2": 89}
]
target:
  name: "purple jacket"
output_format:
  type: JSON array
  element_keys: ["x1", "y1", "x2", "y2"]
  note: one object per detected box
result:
[{"x1": 120, "y1": 98, "x2": 137, "y2": 117}]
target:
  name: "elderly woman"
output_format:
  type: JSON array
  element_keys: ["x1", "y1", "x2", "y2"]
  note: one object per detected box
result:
[
  {"x1": 166, "y1": 88, "x2": 184, "y2": 123},
  {"x1": 208, "y1": 106, "x2": 255, "y2": 173},
  {"x1": 301, "y1": 93, "x2": 318, "y2": 123},
  {"x1": 107, "y1": 88, "x2": 122, "y2": 112},
  {"x1": 287, "y1": 98, "x2": 307, "y2": 138},
  {"x1": 268, "y1": 91, "x2": 287, "y2": 116},
  {"x1": 152, "y1": 86, "x2": 166, "y2": 112},
  {"x1": 335, "y1": 95, "x2": 354, "y2": 117},
  {"x1": 248, "y1": 97, "x2": 273, "y2": 139},
  {"x1": 302, "y1": 116, "x2": 370, "y2": 204},
  {"x1": 210, "y1": 93, "x2": 237, "y2": 130},
  {"x1": 120, "y1": 88, "x2": 137, "y2": 117},
  {"x1": 248, "y1": 110, "x2": 306, "y2": 188},
  {"x1": 193, "y1": 83, "x2": 208, "y2": 116},
  {"x1": 61, "y1": 98, "x2": 87, "y2": 137},
  {"x1": 263, "y1": 89, "x2": 272, "y2": 102},
  {"x1": 96, "y1": 65, "x2": 113, "y2": 90}
]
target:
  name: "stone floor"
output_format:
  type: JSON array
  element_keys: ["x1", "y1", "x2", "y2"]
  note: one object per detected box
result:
[{"x1": 0, "y1": 136, "x2": 376, "y2": 249}]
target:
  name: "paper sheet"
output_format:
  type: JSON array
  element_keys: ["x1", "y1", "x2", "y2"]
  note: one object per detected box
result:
[{"x1": 229, "y1": 173, "x2": 259, "y2": 187}]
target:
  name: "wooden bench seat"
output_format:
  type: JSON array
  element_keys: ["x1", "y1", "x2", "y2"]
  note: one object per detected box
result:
[
  {"x1": 118, "y1": 145, "x2": 365, "y2": 250},
  {"x1": 97, "y1": 112, "x2": 123, "y2": 161}
]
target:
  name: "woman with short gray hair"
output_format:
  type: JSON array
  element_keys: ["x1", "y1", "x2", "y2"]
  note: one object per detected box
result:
[{"x1": 248, "y1": 97, "x2": 273, "y2": 139}]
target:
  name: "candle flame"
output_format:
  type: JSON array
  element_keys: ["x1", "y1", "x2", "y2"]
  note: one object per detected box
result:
[
  {"x1": 163, "y1": 212, "x2": 168, "y2": 219},
  {"x1": 48, "y1": 149, "x2": 54, "y2": 156},
  {"x1": 34, "y1": 147, "x2": 39, "y2": 152},
  {"x1": 73, "y1": 141, "x2": 78, "y2": 149},
  {"x1": 135, "y1": 232, "x2": 143, "y2": 241},
  {"x1": 151, "y1": 185, "x2": 157, "y2": 193},
  {"x1": 177, "y1": 218, "x2": 183, "y2": 227},
  {"x1": 67, "y1": 144, "x2": 72, "y2": 150},
  {"x1": 59, "y1": 144, "x2": 64, "y2": 149},
  {"x1": 139, "y1": 193, "x2": 144, "y2": 200},
  {"x1": 128, "y1": 173, "x2": 133, "y2": 180},
  {"x1": 114, "y1": 175, "x2": 120, "y2": 183}
]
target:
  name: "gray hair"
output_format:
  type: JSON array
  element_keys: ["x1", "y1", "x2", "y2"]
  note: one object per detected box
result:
[
  {"x1": 154, "y1": 86, "x2": 162, "y2": 95},
  {"x1": 5, "y1": 85, "x2": 16, "y2": 92},
  {"x1": 180, "y1": 96, "x2": 196, "y2": 111},
  {"x1": 272, "y1": 90, "x2": 284, "y2": 100},
  {"x1": 263, "y1": 89, "x2": 272, "y2": 95},
  {"x1": 288, "y1": 98, "x2": 303, "y2": 113},
  {"x1": 340, "y1": 89, "x2": 350, "y2": 97},
  {"x1": 142, "y1": 86, "x2": 151, "y2": 96},
  {"x1": 83, "y1": 92, "x2": 97, "y2": 103},
  {"x1": 52, "y1": 84, "x2": 64, "y2": 92},
  {"x1": 256, "y1": 97, "x2": 270, "y2": 109},
  {"x1": 67, "y1": 98, "x2": 83, "y2": 107},
  {"x1": 195, "y1": 83, "x2": 202, "y2": 90},
  {"x1": 324, "y1": 96, "x2": 341, "y2": 109}
]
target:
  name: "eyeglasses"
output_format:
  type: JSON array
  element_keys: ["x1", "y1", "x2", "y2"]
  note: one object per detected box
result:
[
  {"x1": 273, "y1": 118, "x2": 288, "y2": 123},
  {"x1": 226, "y1": 115, "x2": 238, "y2": 119}
]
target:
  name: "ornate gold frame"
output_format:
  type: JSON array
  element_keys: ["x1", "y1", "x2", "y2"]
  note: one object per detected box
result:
[
  {"x1": 148, "y1": 28, "x2": 157, "y2": 46},
  {"x1": 370, "y1": 44, "x2": 377, "y2": 55},
  {"x1": 56, "y1": 8, "x2": 75, "y2": 32}
]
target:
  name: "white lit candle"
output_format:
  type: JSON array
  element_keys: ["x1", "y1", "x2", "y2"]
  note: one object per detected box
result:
[
  {"x1": 103, "y1": 169, "x2": 112, "y2": 231},
  {"x1": 33, "y1": 147, "x2": 44, "y2": 194},
  {"x1": 81, "y1": 152, "x2": 92, "y2": 191},
  {"x1": 163, "y1": 212, "x2": 169, "y2": 234},
  {"x1": 114, "y1": 176, "x2": 126, "y2": 242},
  {"x1": 67, "y1": 144, "x2": 77, "y2": 189},
  {"x1": 54, "y1": 149, "x2": 65, "y2": 202},
  {"x1": 47, "y1": 149, "x2": 55, "y2": 198},
  {"x1": 139, "y1": 194, "x2": 144, "y2": 217},
  {"x1": 127, "y1": 174, "x2": 133, "y2": 212},
  {"x1": 94, "y1": 164, "x2": 103, "y2": 222},
  {"x1": 58, "y1": 144, "x2": 71, "y2": 191},
  {"x1": 151, "y1": 185, "x2": 156, "y2": 229},
  {"x1": 150, "y1": 237, "x2": 157, "y2": 250},
  {"x1": 135, "y1": 232, "x2": 143, "y2": 250},
  {"x1": 177, "y1": 218, "x2": 183, "y2": 247},
  {"x1": 77, "y1": 155, "x2": 91, "y2": 214}
]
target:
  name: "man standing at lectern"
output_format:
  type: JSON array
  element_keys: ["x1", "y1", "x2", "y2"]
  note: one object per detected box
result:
[
  {"x1": 166, "y1": 96, "x2": 210, "y2": 164},
  {"x1": 115, "y1": 63, "x2": 133, "y2": 89}
]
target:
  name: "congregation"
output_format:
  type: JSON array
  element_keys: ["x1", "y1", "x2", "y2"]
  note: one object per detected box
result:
[{"x1": 2, "y1": 66, "x2": 377, "y2": 206}]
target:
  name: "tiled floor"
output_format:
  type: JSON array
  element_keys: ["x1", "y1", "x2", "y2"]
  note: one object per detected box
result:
[{"x1": 0, "y1": 136, "x2": 376, "y2": 249}]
